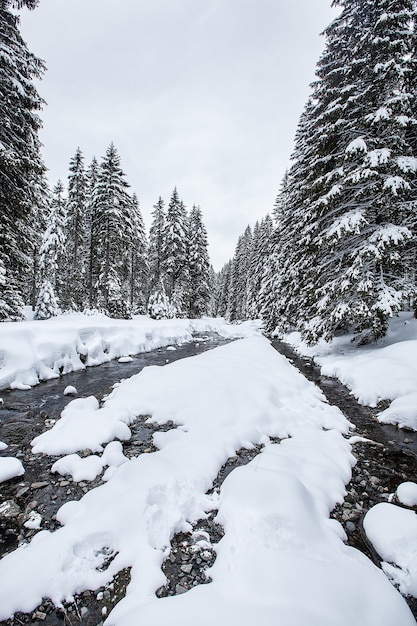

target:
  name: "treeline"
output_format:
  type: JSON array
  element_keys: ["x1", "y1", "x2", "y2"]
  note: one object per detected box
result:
[
  {"x1": 36, "y1": 144, "x2": 213, "y2": 320},
  {"x1": 217, "y1": 0, "x2": 417, "y2": 344}
]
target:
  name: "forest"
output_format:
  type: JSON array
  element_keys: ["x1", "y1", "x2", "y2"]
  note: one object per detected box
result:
[{"x1": 1, "y1": 0, "x2": 416, "y2": 344}]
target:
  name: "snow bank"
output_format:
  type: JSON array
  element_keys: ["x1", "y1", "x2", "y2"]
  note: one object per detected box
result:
[
  {"x1": 0, "y1": 336, "x2": 413, "y2": 624},
  {"x1": 364, "y1": 503, "x2": 417, "y2": 598},
  {"x1": 285, "y1": 312, "x2": 417, "y2": 429},
  {"x1": 0, "y1": 313, "x2": 261, "y2": 391},
  {"x1": 0, "y1": 456, "x2": 25, "y2": 483}
]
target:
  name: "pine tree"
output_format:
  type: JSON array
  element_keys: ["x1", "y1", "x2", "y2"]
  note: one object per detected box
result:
[
  {"x1": 0, "y1": 0, "x2": 46, "y2": 320},
  {"x1": 0, "y1": 257, "x2": 24, "y2": 321},
  {"x1": 65, "y1": 147, "x2": 87, "y2": 309},
  {"x1": 85, "y1": 156, "x2": 99, "y2": 309},
  {"x1": 162, "y1": 188, "x2": 189, "y2": 314},
  {"x1": 38, "y1": 180, "x2": 66, "y2": 303},
  {"x1": 214, "y1": 260, "x2": 232, "y2": 318},
  {"x1": 188, "y1": 205, "x2": 211, "y2": 318},
  {"x1": 148, "y1": 196, "x2": 166, "y2": 294},
  {"x1": 91, "y1": 143, "x2": 132, "y2": 318},
  {"x1": 34, "y1": 279, "x2": 60, "y2": 320},
  {"x1": 229, "y1": 226, "x2": 252, "y2": 321},
  {"x1": 268, "y1": 0, "x2": 417, "y2": 343},
  {"x1": 128, "y1": 193, "x2": 148, "y2": 313},
  {"x1": 248, "y1": 215, "x2": 273, "y2": 319}
]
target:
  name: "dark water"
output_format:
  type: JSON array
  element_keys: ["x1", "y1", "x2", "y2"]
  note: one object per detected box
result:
[{"x1": 0, "y1": 333, "x2": 232, "y2": 449}]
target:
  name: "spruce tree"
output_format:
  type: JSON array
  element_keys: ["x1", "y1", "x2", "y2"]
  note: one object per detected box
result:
[
  {"x1": 85, "y1": 156, "x2": 99, "y2": 309},
  {"x1": 0, "y1": 0, "x2": 46, "y2": 320},
  {"x1": 188, "y1": 205, "x2": 211, "y2": 318},
  {"x1": 162, "y1": 188, "x2": 189, "y2": 314},
  {"x1": 128, "y1": 193, "x2": 148, "y2": 313},
  {"x1": 148, "y1": 196, "x2": 166, "y2": 296},
  {"x1": 229, "y1": 226, "x2": 252, "y2": 321},
  {"x1": 65, "y1": 147, "x2": 87, "y2": 309},
  {"x1": 268, "y1": 0, "x2": 417, "y2": 343},
  {"x1": 38, "y1": 180, "x2": 66, "y2": 305},
  {"x1": 91, "y1": 143, "x2": 132, "y2": 318}
]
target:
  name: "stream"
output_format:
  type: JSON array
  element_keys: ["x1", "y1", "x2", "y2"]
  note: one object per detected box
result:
[{"x1": 0, "y1": 334, "x2": 416, "y2": 624}]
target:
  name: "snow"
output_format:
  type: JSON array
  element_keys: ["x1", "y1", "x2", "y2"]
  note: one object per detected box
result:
[
  {"x1": 63, "y1": 385, "x2": 77, "y2": 396},
  {"x1": 0, "y1": 312, "x2": 261, "y2": 391},
  {"x1": 396, "y1": 482, "x2": 417, "y2": 507},
  {"x1": 0, "y1": 335, "x2": 412, "y2": 623},
  {"x1": 364, "y1": 503, "x2": 417, "y2": 598},
  {"x1": 345, "y1": 137, "x2": 367, "y2": 153},
  {"x1": 383, "y1": 175, "x2": 410, "y2": 194},
  {"x1": 285, "y1": 312, "x2": 417, "y2": 430},
  {"x1": 0, "y1": 441, "x2": 7, "y2": 451},
  {"x1": 0, "y1": 456, "x2": 25, "y2": 483}
]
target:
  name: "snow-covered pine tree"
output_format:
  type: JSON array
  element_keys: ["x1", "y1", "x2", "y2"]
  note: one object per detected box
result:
[
  {"x1": 147, "y1": 279, "x2": 176, "y2": 319},
  {"x1": 269, "y1": 0, "x2": 417, "y2": 343},
  {"x1": 128, "y1": 193, "x2": 149, "y2": 313},
  {"x1": 162, "y1": 188, "x2": 189, "y2": 315},
  {"x1": 65, "y1": 147, "x2": 87, "y2": 310},
  {"x1": 0, "y1": 257, "x2": 25, "y2": 321},
  {"x1": 34, "y1": 279, "x2": 60, "y2": 320},
  {"x1": 188, "y1": 205, "x2": 211, "y2": 318},
  {"x1": 0, "y1": 0, "x2": 46, "y2": 320},
  {"x1": 214, "y1": 260, "x2": 233, "y2": 318},
  {"x1": 91, "y1": 143, "x2": 132, "y2": 319},
  {"x1": 85, "y1": 156, "x2": 99, "y2": 309},
  {"x1": 229, "y1": 226, "x2": 252, "y2": 321},
  {"x1": 38, "y1": 180, "x2": 66, "y2": 308},
  {"x1": 247, "y1": 214, "x2": 274, "y2": 320},
  {"x1": 148, "y1": 197, "x2": 166, "y2": 294}
]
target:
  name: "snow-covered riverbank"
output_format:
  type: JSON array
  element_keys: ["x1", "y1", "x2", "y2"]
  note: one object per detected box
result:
[
  {"x1": 285, "y1": 312, "x2": 417, "y2": 431},
  {"x1": 0, "y1": 334, "x2": 414, "y2": 624},
  {"x1": 0, "y1": 313, "x2": 260, "y2": 391}
]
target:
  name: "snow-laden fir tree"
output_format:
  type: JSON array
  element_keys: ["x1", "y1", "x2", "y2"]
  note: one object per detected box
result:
[
  {"x1": 128, "y1": 193, "x2": 148, "y2": 313},
  {"x1": 0, "y1": 0, "x2": 46, "y2": 320},
  {"x1": 162, "y1": 188, "x2": 189, "y2": 315},
  {"x1": 38, "y1": 180, "x2": 66, "y2": 308},
  {"x1": 229, "y1": 226, "x2": 252, "y2": 321},
  {"x1": 214, "y1": 260, "x2": 233, "y2": 318},
  {"x1": 34, "y1": 279, "x2": 60, "y2": 320},
  {"x1": 188, "y1": 205, "x2": 211, "y2": 318},
  {"x1": 247, "y1": 215, "x2": 273, "y2": 319},
  {"x1": 91, "y1": 143, "x2": 133, "y2": 319},
  {"x1": 85, "y1": 156, "x2": 99, "y2": 309},
  {"x1": 65, "y1": 147, "x2": 87, "y2": 310},
  {"x1": 147, "y1": 279, "x2": 176, "y2": 319},
  {"x1": 148, "y1": 196, "x2": 166, "y2": 295},
  {"x1": 266, "y1": 0, "x2": 417, "y2": 343},
  {"x1": 0, "y1": 257, "x2": 24, "y2": 321}
]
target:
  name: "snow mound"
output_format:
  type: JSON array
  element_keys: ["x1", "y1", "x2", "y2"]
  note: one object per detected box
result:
[
  {"x1": 364, "y1": 503, "x2": 417, "y2": 598},
  {"x1": 0, "y1": 457, "x2": 25, "y2": 483},
  {"x1": 396, "y1": 482, "x2": 417, "y2": 507}
]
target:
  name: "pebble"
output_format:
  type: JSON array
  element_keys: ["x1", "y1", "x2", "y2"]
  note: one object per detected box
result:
[
  {"x1": 175, "y1": 584, "x2": 188, "y2": 595},
  {"x1": 180, "y1": 563, "x2": 193, "y2": 574},
  {"x1": 346, "y1": 521, "x2": 356, "y2": 533},
  {"x1": 31, "y1": 481, "x2": 49, "y2": 490}
]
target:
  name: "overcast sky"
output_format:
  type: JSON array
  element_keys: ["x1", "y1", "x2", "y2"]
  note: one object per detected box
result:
[{"x1": 19, "y1": 0, "x2": 337, "y2": 270}]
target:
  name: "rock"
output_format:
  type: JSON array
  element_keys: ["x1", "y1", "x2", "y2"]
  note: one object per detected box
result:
[
  {"x1": 175, "y1": 584, "x2": 188, "y2": 595},
  {"x1": 33, "y1": 610, "x2": 46, "y2": 620},
  {"x1": 31, "y1": 481, "x2": 49, "y2": 490},
  {"x1": 180, "y1": 563, "x2": 193, "y2": 574},
  {"x1": 0, "y1": 500, "x2": 21, "y2": 518},
  {"x1": 345, "y1": 521, "x2": 356, "y2": 533}
]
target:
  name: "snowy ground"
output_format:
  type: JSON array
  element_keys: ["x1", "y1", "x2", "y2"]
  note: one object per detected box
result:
[
  {"x1": 0, "y1": 326, "x2": 414, "y2": 624},
  {"x1": 284, "y1": 312, "x2": 417, "y2": 431}
]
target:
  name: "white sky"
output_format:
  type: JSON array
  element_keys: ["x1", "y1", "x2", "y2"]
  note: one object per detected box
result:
[{"x1": 19, "y1": 0, "x2": 337, "y2": 270}]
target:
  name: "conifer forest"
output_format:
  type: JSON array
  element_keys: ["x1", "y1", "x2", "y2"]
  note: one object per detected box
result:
[{"x1": 1, "y1": 0, "x2": 417, "y2": 345}]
